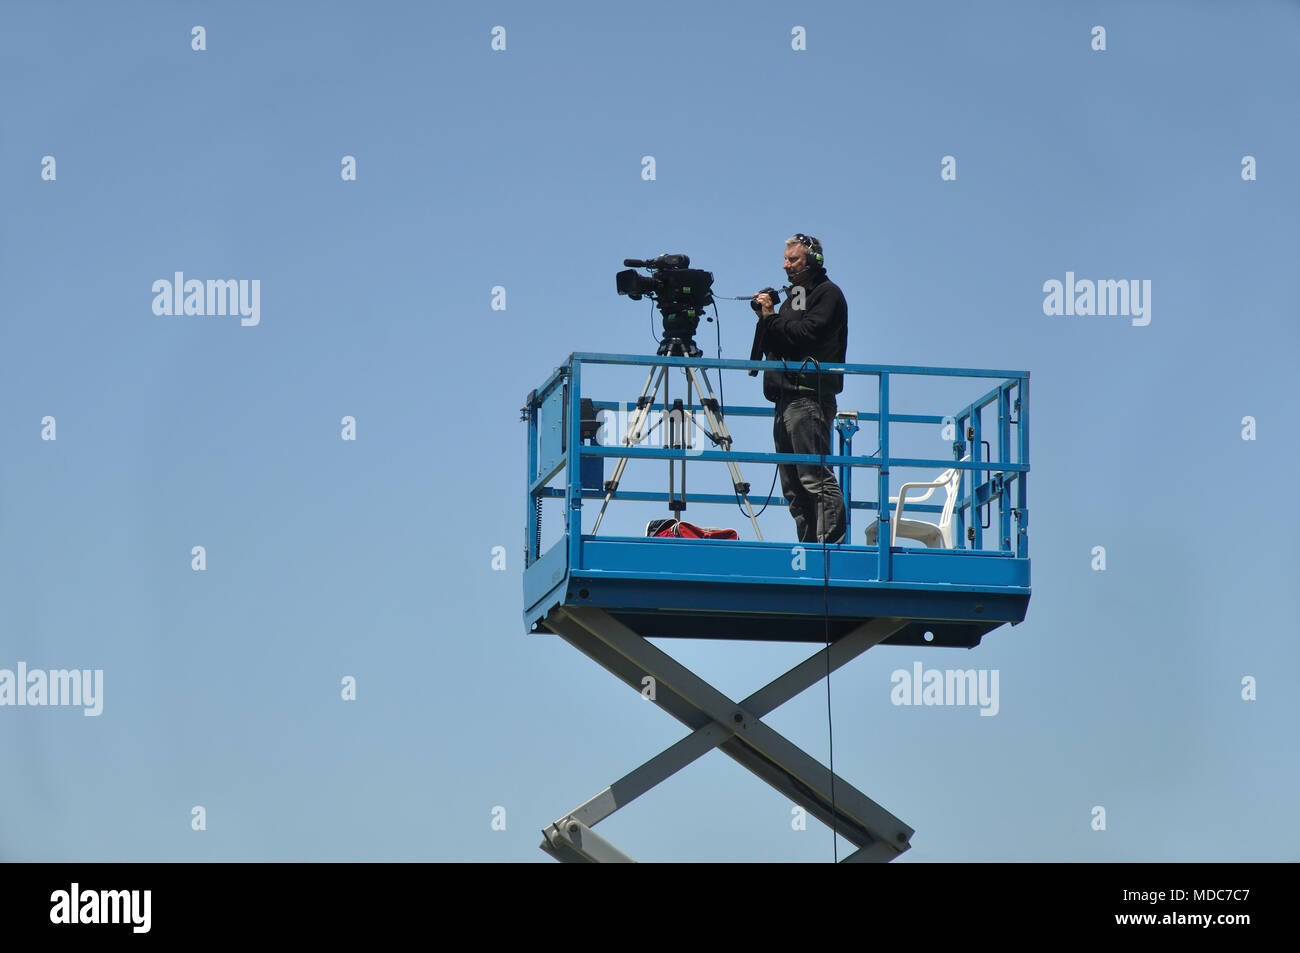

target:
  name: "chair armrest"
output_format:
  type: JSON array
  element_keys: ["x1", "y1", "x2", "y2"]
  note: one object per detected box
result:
[{"x1": 891, "y1": 480, "x2": 948, "y2": 542}]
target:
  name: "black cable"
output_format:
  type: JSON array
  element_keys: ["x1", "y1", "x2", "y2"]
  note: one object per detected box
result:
[
  {"x1": 724, "y1": 291, "x2": 842, "y2": 861},
  {"x1": 712, "y1": 302, "x2": 724, "y2": 412},
  {"x1": 799, "y1": 355, "x2": 838, "y2": 864},
  {"x1": 710, "y1": 299, "x2": 784, "y2": 522},
  {"x1": 745, "y1": 463, "x2": 780, "y2": 516},
  {"x1": 713, "y1": 286, "x2": 791, "y2": 302}
]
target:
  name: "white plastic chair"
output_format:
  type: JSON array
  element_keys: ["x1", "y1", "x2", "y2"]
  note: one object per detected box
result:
[{"x1": 864, "y1": 456, "x2": 966, "y2": 549}]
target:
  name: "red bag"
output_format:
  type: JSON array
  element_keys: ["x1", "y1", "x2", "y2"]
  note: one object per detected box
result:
[{"x1": 646, "y1": 519, "x2": 739, "y2": 540}]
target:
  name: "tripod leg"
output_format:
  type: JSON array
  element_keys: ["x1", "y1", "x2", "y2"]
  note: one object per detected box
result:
[
  {"x1": 686, "y1": 366, "x2": 765, "y2": 541},
  {"x1": 678, "y1": 371, "x2": 690, "y2": 513},
  {"x1": 592, "y1": 365, "x2": 664, "y2": 535}
]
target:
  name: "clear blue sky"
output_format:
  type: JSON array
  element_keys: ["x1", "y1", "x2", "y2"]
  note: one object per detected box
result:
[{"x1": 2, "y1": 0, "x2": 1297, "y2": 862}]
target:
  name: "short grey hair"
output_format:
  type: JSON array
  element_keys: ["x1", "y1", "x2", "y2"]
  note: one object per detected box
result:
[{"x1": 785, "y1": 234, "x2": 824, "y2": 265}]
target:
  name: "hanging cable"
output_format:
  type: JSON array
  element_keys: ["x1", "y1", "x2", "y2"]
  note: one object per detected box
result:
[
  {"x1": 710, "y1": 300, "x2": 782, "y2": 522},
  {"x1": 799, "y1": 356, "x2": 838, "y2": 863},
  {"x1": 713, "y1": 301, "x2": 724, "y2": 410},
  {"x1": 703, "y1": 289, "x2": 842, "y2": 859}
]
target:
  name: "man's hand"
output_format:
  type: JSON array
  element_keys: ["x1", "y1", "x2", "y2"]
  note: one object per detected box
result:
[{"x1": 753, "y1": 291, "x2": 775, "y2": 318}]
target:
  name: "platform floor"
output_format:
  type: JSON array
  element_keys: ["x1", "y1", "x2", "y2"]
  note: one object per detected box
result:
[{"x1": 525, "y1": 535, "x2": 1030, "y2": 647}]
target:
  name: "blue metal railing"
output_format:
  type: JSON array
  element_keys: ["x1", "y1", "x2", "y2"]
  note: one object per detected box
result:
[{"x1": 525, "y1": 352, "x2": 1029, "y2": 583}]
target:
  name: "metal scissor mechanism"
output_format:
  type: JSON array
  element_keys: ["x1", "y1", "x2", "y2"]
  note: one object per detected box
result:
[
  {"x1": 591, "y1": 341, "x2": 764, "y2": 541},
  {"x1": 539, "y1": 606, "x2": 915, "y2": 863}
]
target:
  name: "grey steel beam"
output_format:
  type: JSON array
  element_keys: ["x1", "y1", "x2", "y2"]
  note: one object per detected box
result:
[
  {"x1": 558, "y1": 615, "x2": 906, "y2": 830},
  {"x1": 562, "y1": 606, "x2": 911, "y2": 855},
  {"x1": 540, "y1": 818, "x2": 635, "y2": 863},
  {"x1": 542, "y1": 607, "x2": 914, "y2": 861},
  {"x1": 545, "y1": 610, "x2": 715, "y2": 730},
  {"x1": 840, "y1": 841, "x2": 901, "y2": 862}
]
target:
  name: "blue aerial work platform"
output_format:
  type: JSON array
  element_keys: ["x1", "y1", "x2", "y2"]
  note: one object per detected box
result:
[{"x1": 522, "y1": 352, "x2": 1030, "y2": 862}]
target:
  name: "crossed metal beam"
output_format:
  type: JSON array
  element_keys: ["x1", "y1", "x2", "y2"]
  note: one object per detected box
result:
[{"x1": 540, "y1": 606, "x2": 915, "y2": 862}]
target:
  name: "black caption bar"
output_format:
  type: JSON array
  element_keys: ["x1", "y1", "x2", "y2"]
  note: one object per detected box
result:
[{"x1": 0, "y1": 862, "x2": 1282, "y2": 940}]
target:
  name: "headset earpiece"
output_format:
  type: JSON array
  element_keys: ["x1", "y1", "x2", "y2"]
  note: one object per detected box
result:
[{"x1": 794, "y1": 232, "x2": 824, "y2": 267}]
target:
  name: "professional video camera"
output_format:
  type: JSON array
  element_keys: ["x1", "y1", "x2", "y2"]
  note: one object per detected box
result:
[{"x1": 616, "y1": 254, "x2": 714, "y2": 356}]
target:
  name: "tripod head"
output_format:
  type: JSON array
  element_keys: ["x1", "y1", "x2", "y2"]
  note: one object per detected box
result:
[{"x1": 658, "y1": 337, "x2": 703, "y2": 358}]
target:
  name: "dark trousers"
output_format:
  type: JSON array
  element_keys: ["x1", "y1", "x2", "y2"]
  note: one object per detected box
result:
[{"x1": 773, "y1": 394, "x2": 846, "y2": 544}]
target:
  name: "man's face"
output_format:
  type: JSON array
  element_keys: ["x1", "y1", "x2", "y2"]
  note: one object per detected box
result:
[{"x1": 783, "y1": 244, "x2": 808, "y2": 281}]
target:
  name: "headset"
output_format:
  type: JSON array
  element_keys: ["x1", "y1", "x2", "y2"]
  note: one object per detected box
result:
[{"x1": 791, "y1": 233, "x2": 825, "y2": 268}]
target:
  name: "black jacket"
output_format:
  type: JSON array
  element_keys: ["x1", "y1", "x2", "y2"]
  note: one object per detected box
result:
[{"x1": 758, "y1": 271, "x2": 848, "y2": 402}]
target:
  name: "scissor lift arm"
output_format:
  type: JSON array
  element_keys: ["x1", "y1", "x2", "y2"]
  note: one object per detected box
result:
[{"x1": 539, "y1": 606, "x2": 915, "y2": 863}]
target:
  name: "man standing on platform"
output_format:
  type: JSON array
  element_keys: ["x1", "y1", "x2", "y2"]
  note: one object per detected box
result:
[{"x1": 752, "y1": 234, "x2": 848, "y2": 544}]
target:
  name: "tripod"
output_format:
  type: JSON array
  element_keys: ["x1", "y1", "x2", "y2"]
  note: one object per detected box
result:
[{"x1": 592, "y1": 339, "x2": 764, "y2": 540}]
